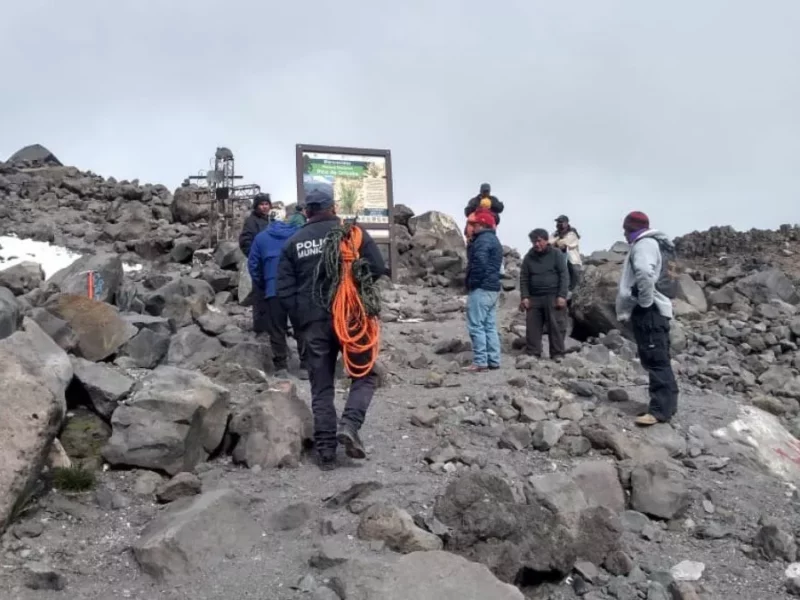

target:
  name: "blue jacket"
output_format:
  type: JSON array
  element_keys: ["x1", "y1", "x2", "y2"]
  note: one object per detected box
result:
[
  {"x1": 248, "y1": 221, "x2": 301, "y2": 298},
  {"x1": 466, "y1": 229, "x2": 503, "y2": 292}
]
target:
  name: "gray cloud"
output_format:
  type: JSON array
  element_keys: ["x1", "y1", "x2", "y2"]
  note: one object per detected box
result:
[{"x1": 2, "y1": 0, "x2": 798, "y2": 252}]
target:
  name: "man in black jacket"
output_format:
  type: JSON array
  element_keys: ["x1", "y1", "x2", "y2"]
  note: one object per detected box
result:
[
  {"x1": 464, "y1": 183, "x2": 504, "y2": 224},
  {"x1": 276, "y1": 187, "x2": 386, "y2": 470},
  {"x1": 519, "y1": 228, "x2": 569, "y2": 360},
  {"x1": 239, "y1": 193, "x2": 273, "y2": 256},
  {"x1": 239, "y1": 193, "x2": 273, "y2": 333}
]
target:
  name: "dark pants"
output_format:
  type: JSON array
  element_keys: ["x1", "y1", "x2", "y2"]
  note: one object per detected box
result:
[
  {"x1": 631, "y1": 305, "x2": 679, "y2": 421},
  {"x1": 526, "y1": 295, "x2": 567, "y2": 358},
  {"x1": 264, "y1": 297, "x2": 290, "y2": 370},
  {"x1": 290, "y1": 317, "x2": 308, "y2": 370},
  {"x1": 568, "y1": 264, "x2": 582, "y2": 292},
  {"x1": 252, "y1": 292, "x2": 270, "y2": 334},
  {"x1": 303, "y1": 319, "x2": 377, "y2": 452}
]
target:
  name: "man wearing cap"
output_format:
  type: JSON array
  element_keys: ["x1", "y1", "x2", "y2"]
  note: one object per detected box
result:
[
  {"x1": 616, "y1": 211, "x2": 679, "y2": 426},
  {"x1": 519, "y1": 228, "x2": 569, "y2": 360},
  {"x1": 551, "y1": 215, "x2": 582, "y2": 294},
  {"x1": 464, "y1": 209, "x2": 503, "y2": 372},
  {"x1": 239, "y1": 193, "x2": 274, "y2": 334},
  {"x1": 247, "y1": 206, "x2": 307, "y2": 377},
  {"x1": 464, "y1": 183, "x2": 504, "y2": 242},
  {"x1": 276, "y1": 186, "x2": 386, "y2": 470}
]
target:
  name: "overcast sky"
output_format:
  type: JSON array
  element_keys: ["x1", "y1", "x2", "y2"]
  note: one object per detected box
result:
[{"x1": 2, "y1": 0, "x2": 798, "y2": 252}]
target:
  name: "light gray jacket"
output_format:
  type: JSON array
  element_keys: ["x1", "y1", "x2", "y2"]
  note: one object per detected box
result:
[{"x1": 615, "y1": 229, "x2": 674, "y2": 322}]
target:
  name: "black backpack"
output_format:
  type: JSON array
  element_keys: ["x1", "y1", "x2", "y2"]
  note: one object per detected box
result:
[{"x1": 630, "y1": 236, "x2": 678, "y2": 299}]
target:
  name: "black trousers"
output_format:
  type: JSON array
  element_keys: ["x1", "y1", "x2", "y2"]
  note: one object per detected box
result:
[
  {"x1": 631, "y1": 305, "x2": 679, "y2": 421},
  {"x1": 526, "y1": 295, "x2": 567, "y2": 358},
  {"x1": 252, "y1": 292, "x2": 270, "y2": 334},
  {"x1": 264, "y1": 297, "x2": 290, "y2": 370},
  {"x1": 568, "y1": 264, "x2": 582, "y2": 292},
  {"x1": 302, "y1": 320, "x2": 377, "y2": 452}
]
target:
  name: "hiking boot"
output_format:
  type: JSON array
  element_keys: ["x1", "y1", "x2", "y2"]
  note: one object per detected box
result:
[
  {"x1": 464, "y1": 364, "x2": 488, "y2": 373},
  {"x1": 316, "y1": 451, "x2": 337, "y2": 471},
  {"x1": 634, "y1": 414, "x2": 659, "y2": 427},
  {"x1": 488, "y1": 364, "x2": 500, "y2": 370},
  {"x1": 274, "y1": 368, "x2": 289, "y2": 380},
  {"x1": 337, "y1": 422, "x2": 366, "y2": 459}
]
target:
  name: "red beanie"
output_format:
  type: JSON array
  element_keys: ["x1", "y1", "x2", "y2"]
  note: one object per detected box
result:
[
  {"x1": 471, "y1": 208, "x2": 496, "y2": 228},
  {"x1": 623, "y1": 211, "x2": 649, "y2": 231}
]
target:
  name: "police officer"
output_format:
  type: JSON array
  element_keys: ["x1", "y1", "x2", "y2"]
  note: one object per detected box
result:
[{"x1": 276, "y1": 186, "x2": 386, "y2": 470}]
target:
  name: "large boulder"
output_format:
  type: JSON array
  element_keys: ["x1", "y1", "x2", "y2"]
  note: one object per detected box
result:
[
  {"x1": 166, "y1": 325, "x2": 225, "y2": 369},
  {"x1": 69, "y1": 357, "x2": 135, "y2": 420},
  {"x1": 7, "y1": 144, "x2": 62, "y2": 167},
  {"x1": 170, "y1": 186, "x2": 210, "y2": 225},
  {"x1": 47, "y1": 254, "x2": 124, "y2": 304},
  {"x1": 144, "y1": 277, "x2": 215, "y2": 328},
  {"x1": 102, "y1": 366, "x2": 230, "y2": 475},
  {"x1": 0, "y1": 286, "x2": 20, "y2": 340},
  {"x1": 398, "y1": 211, "x2": 467, "y2": 286},
  {"x1": 434, "y1": 472, "x2": 575, "y2": 582},
  {"x1": 117, "y1": 327, "x2": 171, "y2": 369},
  {"x1": 434, "y1": 470, "x2": 622, "y2": 584},
  {"x1": 735, "y1": 268, "x2": 799, "y2": 305},
  {"x1": 0, "y1": 261, "x2": 44, "y2": 295},
  {"x1": 133, "y1": 489, "x2": 264, "y2": 581},
  {"x1": 570, "y1": 260, "x2": 626, "y2": 339},
  {"x1": 229, "y1": 381, "x2": 312, "y2": 468},
  {"x1": 0, "y1": 319, "x2": 71, "y2": 534},
  {"x1": 629, "y1": 460, "x2": 691, "y2": 520},
  {"x1": 46, "y1": 295, "x2": 138, "y2": 361},
  {"x1": 676, "y1": 273, "x2": 708, "y2": 313},
  {"x1": 332, "y1": 551, "x2": 524, "y2": 600},
  {"x1": 28, "y1": 307, "x2": 78, "y2": 351},
  {"x1": 409, "y1": 211, "x2": 466, "y2": 255}
]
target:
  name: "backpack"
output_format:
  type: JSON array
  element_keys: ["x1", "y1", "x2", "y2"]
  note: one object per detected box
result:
[{"x1": 630, "y1": 236, "x2": 679, "y2": 299}]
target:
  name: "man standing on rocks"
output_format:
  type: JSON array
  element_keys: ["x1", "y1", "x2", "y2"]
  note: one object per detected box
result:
[
  {"x1": 464, "y1": 183, "x2": 504, "y2": 242},
  {"x1": 464, "y1": 209, "x2": 503, "y2": 372},
  {"x1": 239, "y1": 193, "x2": 274, "y2": 333},
  {"x1": 616, "y1": 211, "x2": 680, "y2": 426},
  {"x1": 519, "y1": 229, "x2": 569, "y2": 360},
  {"x1": 277, "y1": 187, "x2": 386, "y2": 470},
  {"x1": 247, "y1": 208, "x2": 307, "y2": 377},
  {"x1": 551, "y1": 215, "x2": 582, "y2": 295}
]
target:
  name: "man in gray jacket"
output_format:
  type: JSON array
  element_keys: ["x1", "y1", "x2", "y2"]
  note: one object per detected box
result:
[
  {"x1": 616, "y1": 211, "x2": 679, "y2": 426},
  {"x1": 519, "y1": 228, "x2": 569, "y2": 360}
]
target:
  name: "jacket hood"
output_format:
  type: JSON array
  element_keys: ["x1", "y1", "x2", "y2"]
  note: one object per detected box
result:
[
  {"x1": 633, "y1": 228, "x2": 673, "y2": 248},
  {"x1": 266, "y1": 221, "x2": 299, "y2": 241}
]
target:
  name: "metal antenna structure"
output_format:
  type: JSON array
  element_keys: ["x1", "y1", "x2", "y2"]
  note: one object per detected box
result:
[{"x1": 185, "y1": 147, "x2": 261, "y2": 246}]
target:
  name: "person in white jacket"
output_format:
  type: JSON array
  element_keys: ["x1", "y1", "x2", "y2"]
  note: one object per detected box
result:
[
  {"x1": 551, "y1": 215, "x2": 582, "y2": 295},
  {"x1": 615, "y1": 211, "x2": 679, "y2": 427}
]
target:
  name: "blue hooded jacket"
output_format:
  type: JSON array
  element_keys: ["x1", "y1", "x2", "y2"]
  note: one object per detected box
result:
[{"x1": 248, "y1": 221, "x2": 302, "y2": 298}]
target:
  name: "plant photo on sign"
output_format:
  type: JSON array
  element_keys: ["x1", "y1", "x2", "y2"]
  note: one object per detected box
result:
[
  {"x1": 367, "y1": 161, "x2": 384, "y2": 178},
  {"x1": 336, "y1": 180, "x2": 361, "y2": 214}
]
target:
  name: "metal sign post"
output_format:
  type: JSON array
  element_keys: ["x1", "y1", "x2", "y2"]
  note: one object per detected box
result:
[{"x1": 295, "y1": 144, "x2": 397, "y2": 280}]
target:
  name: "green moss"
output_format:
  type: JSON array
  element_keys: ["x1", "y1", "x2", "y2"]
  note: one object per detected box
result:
[
  {"x1": 60, "y1": 410, "x2": 111, "y2": 466},
  {"x1": 52, "y1": 465, "x2": 96, "y2": 492}
]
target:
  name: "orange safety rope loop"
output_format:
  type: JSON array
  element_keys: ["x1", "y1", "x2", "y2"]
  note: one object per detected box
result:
[{"x1": 331, "y1": 224, "x2": 380, "y2": 378}]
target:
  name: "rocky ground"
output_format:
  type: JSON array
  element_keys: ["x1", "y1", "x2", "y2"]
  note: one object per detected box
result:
[{"x1": 2, "y1": 148, "x2": 800, "y2": 600}]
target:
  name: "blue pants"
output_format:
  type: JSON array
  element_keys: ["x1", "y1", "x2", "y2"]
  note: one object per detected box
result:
[{"x1": 466, "y1": 289, "x2": 501, "y2": 367}]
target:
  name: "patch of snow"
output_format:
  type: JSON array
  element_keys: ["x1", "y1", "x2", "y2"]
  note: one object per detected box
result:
[
  {"x1": 0, "y1": 235, "x2": 82, "y2": 279},
  {"x1": 123, "y1": 262, "x2": 143, "y2": 272},
  {"x1": 0, "y1": 235, "x2": 141, "y2": 278}
]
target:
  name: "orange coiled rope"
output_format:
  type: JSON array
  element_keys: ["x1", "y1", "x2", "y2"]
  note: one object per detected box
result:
[{"x1": 323, "y1": 223, "x2": 381, "y2": 378}]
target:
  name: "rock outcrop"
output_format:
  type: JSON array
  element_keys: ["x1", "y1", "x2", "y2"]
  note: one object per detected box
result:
[{"x1": 0, "y1": 319, "x2": 71, "y2": 534}]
